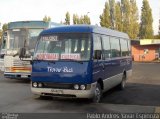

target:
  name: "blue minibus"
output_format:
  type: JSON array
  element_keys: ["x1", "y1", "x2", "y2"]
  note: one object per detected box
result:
[{"x1": 29, "y1": 25, "x2": 132, "y2": 102}]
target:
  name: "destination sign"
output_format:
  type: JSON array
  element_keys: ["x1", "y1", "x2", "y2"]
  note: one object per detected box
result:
[
  {"x1": 36, "y1": 53, "x2": 81, "y2": 60},
  {"x1": 41, "y1": 36, "x2": 58, "y2": 41},
  {"x1": 61, "y1": 54, "x2": 81, "y2": 60},
  {"x1": 36, "y1": 53, "x2": 59, "y2": 60}
]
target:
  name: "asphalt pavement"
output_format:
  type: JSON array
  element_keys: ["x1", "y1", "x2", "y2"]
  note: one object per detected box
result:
[{"x1": 0, "y1": 63, "x2": 160, "y2": 115}]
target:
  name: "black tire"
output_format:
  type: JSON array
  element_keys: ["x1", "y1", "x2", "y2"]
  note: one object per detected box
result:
[
  {"x1": 92, "y1": 83, "x2": 102, "y2": 103},
  {"x1": 118, "y1": 74, "x2": 126, "y2": 90}
]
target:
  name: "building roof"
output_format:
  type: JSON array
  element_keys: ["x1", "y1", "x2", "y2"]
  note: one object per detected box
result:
[{"x1": 140, "y1": 39, "x2": 160, "y2": 45}]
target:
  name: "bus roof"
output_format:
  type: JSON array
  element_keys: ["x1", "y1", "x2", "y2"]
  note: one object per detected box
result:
[
  {"x1": 8, "y1": 21, "x2": 61, "y2": 29},
  {"x1": 40, "y1": 25, "x2": 129, "y2": 39}
]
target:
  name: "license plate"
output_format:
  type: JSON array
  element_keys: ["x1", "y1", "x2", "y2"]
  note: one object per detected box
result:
[
  {"x1": 21, "y1": 75, "x2": 28, "y2": 78},
  {"x1": 50, "y1": 89, "x2": 63, "y2": 94}
]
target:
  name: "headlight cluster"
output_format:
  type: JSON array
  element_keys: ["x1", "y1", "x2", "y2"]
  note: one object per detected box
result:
[
  {"x1": 73, "y1": 84, "x2": 86, "y2": 90},
  {"x1": 32, "y1": 82, "x2": 43, "y2": 88}
]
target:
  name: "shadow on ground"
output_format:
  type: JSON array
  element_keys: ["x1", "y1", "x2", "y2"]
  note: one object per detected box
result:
[
  {"x1": 101, "y1": 83, "x2": 160, "y2": 106},
  {"x1": 35, "y1": 82, "x2": 160, "y2": 107}
]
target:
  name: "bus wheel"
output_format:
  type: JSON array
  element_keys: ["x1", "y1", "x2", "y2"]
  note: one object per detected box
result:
[
  {"x1": 119, "y1": 74, "x2": 126, "y2": 90},
  {"x1": 92, "y1": 83, "x2": 102, "y2": 103}
]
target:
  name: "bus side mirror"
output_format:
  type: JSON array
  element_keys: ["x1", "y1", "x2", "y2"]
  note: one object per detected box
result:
[
  {"x1": 0, "y1": 53, "x2": 5, "y2": 58},
  {"x1": 19, "y1": 47, "x2": 26, "y2": 59},
  {"x1": 94, "y1": 50, "x2": 102, "y2": 60}
]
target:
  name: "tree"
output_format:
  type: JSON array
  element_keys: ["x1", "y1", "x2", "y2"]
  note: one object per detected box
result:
[
  {"x1": 65, "y1": 12, "x2": 70, "y2": 25},
  {"x1": 2, "y1": 23, "x2": 8, "y2": 32},
  {"x1": 100, "y1": 1, "x2": 111, "y2": 28},
  {"x1": 121, "y1": 0, "x2": 131, "y2": 33},
  {"x1": 109, "y1": 0, "x2": 115, "y2": 29},
  {"x1": 115, "y1": 2, "x2": 122, "y2": 31},
  {"x1": 0, "y1": 29, "x2": 2, "y2": 41},
  {"x1": 43, "y1": 15, "x2": 51, "y2": 22},
  {"x1": 100, "y1": 0, "x2": 139, "y2": 39},
  {"x1": 73, "y1": 14, "x2": 91, "y2": 25},
  {"x1": 128, "y1": 0, "x2": 139, "y2": 39},
  {"x1": 154, "y1": 35, "x2": 160, "y2": 39},
  {"x1": 139, "y1": 0, "x2": 153, "y2": 39},
  {"x1": 81, "y1": 15, "x2": 91, "y2": 24},
  {"x1": 73, "y1": 14, "x2": 80, "y2": 24},
  {"x1": 120, "y1": 0, "x2": 139, "y2": 39}
]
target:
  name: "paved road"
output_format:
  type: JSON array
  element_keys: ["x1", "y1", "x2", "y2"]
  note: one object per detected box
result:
[{"x1": 0, "y1": 63, "x2": 160, "y2": 114}]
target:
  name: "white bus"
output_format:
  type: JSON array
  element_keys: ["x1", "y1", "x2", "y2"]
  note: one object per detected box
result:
[{"x1": 2, "y1": 21, "x2": 61, "y2": 79}]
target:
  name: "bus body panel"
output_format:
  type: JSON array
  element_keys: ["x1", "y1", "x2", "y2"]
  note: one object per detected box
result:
[
  {"x1": 32, "y1": 61, "x2": 92, "y2": 84},
  {"x1": 93, "y1": 57, "x2": 132, "y2": 92}
]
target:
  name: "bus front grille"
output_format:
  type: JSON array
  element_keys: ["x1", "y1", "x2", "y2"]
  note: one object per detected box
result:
[{"x1": 43, "y1": 83, "x2": 74, "y2": 89}]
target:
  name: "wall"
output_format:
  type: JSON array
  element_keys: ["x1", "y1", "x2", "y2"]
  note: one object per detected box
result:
[{"x1": 132, "y1": 45, "x2": 160, "y2": 61}]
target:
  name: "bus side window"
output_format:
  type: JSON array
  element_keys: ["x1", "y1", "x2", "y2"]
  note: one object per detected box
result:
[
  {"x1": 102, "y1": 36, "x2": 111, "y2": 59},
  {"x1": 127, "y1": 40, "x2": 131, "y2": 56},
  {"x1": 110, "y1": 37, "x2": 121, "y2": 58},
  {"x1": 93, "y1": 35, "x2": 102, "y2": 60},
  {"x1": 120, "y1": 38, "x2": 129, "y2": 56}
]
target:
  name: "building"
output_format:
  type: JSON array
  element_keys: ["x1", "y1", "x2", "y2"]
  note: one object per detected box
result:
[{"x1": 131, "y1": 39, "x2": 160, "y2": 62}]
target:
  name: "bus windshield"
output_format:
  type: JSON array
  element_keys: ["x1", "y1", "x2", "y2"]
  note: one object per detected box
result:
[
  {"x1": 34, "y1": 33, "x2": 91, "y2": 61},
  {"x1": 28, "y1": 29, "x2": 43, "y2": 51},
  {"x1": 8, "y1": 28, "x2": 43, "y2": 50}
]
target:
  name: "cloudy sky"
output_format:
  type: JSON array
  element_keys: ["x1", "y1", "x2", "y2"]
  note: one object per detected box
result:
[{"x1": 0, "y1": 0, "x2": 159, "y2": 34}]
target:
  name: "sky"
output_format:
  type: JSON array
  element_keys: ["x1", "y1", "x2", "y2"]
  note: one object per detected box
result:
[{"x1": 0, "y1": 0, "x2": 159, "y2": 35}]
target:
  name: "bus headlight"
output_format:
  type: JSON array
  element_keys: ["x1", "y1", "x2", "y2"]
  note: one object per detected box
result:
[
  {"x1": 38, "y1": 83, "x2": 43, "y2": 88},
  {"x1": 80, "y1": 85, "x2": 86, "y2": 90},
  {"x1": 33, "y1": 82, "x2": 38, "y2": 88},
  {"x1": 74, "y1": 84, "x2": 79, "y2": 90}
]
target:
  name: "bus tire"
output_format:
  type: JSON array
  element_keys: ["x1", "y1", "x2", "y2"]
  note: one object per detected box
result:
[
  {"x1": 92, "y1": 83, "x2": 102, "y2": 103},
  {"x1": 118, "y1": 74, "x2": 126, "y2": 90}
]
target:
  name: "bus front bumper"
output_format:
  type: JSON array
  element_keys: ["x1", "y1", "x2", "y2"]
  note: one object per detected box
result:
[
  {"x1": 31, "y1": 83, "x2": 97, "y2": 99},
  {"x1": 4, "y1": 72, "x2": 31, "y2": 79}
]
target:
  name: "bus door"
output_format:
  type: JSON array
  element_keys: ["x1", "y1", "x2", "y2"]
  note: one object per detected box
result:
[
  {"x1": 93, "y1": 35, "x2": 105, "y2": 82},
  {"x1": 101, "y1": 35, "x2": 112, "y2": 79},
  {"x1": 109, "y1": 37, "x2": 122, "y2": 76}
]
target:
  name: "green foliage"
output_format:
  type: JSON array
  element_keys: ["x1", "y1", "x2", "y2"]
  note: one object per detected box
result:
[
  {"x1": 73, "y1": 14, "x2": 80, "y2": 24},
  {"x1": 109, "y1": 0, "x2": 115, "y2": 29},
  {"x1": 115, "y1": 2, "x2": 122, "y2": 31},
  {"x1": 100, "y1": 0, "x2": 139, "y2": 39},
  {"x1": 154, "y1": 35, "x2": 160, "y2": 39},
  {"x1": 0, "y1": 23, "x2": 8, "y2": 41},
  {"x1": 2, "y1": 23, "x2": 8, "y2": 32},
  {"x1": 139, "y1": 0, "x2": 153, "y2": 39},
  {"x1": 43, "y1": 15, "x2": 51, "y2": 22},
  {"x1": 0, "y1": 30, "x2": 2, "y2": 41},
  {"x1": 100, "y1": 1, "x2": 111, "y2": 28},
  {"x1": 128, "y1": 0, "x2": 139, "y2": 39},
  {"x1": 73, "y1": 14, "x2": 91, "y2": 25},
  {"x1": 121, "y1": 0, "x2": 130, "y2": 33},
  {"x1": 65, "y1": 12, "x2": 70, "y2": 25}
]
